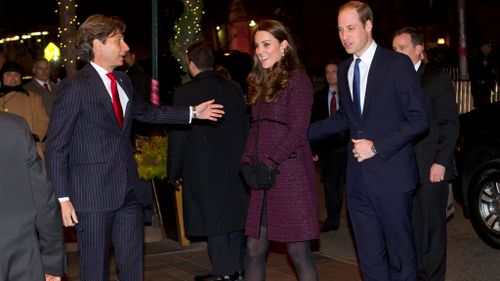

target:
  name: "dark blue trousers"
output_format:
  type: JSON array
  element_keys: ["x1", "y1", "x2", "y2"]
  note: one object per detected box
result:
[
  {"x1": 206, "y1": 230, "x2": 245, "y2": 276},
  {"x1": 348, "y1": 180, "x2": 417, "y2": 281}
]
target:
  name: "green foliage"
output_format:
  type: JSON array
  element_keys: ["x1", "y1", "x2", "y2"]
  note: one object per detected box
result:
[
  {"x1": 170, "y1": 0, "x2": 204, "y2": 83},
  {"x1": 134, "y1": 135, "x2": 167, "y2": 181}
]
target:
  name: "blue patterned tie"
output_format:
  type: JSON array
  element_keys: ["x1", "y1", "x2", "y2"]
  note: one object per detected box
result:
[{"x1": 353, "y1": 58, "x2": 361, "y2": 117}]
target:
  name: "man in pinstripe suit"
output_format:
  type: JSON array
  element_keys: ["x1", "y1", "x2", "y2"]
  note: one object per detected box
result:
[{"x1": 45, "y1": 15, "x2": 224, "y2": 281}]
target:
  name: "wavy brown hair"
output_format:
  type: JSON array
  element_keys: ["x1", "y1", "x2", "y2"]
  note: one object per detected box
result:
[
  {"x1": 77, "y1": 14, "x2": 126, "y2": 62},
  {"x1": 247, "y1": 20, "x2": 304, "y2": 104}
]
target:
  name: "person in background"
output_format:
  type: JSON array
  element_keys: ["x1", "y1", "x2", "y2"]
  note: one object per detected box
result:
[
  {"x1": 45, "y1": 14, "x2": 224, "y2": 281},
  {"x1": 309, "y1": 1, "x2": 428, "y2": 280},
  {"x1": 0, "y1": 60, "x2": 49, "y2": 158},
  {"x1": 310, "y1": 61, "x2": 347, "y2": 232},
  {"x1": 0, "y1": 111, "x2": 64, "y2": 281},
  {"x1": 469, "y1": 39, "x2": 497, "y2": 108},
  {"x1": 24, "y1": 58, "x2": 59, "y2": 115},
  {"x1": 240, "y1": 19, "x2": 319, "y2": 281},
  {"x1": 168, "y1": 42, "x2": 249, "y2": 281},
  {"x1": 393, "y1": 26, "x2": 459, "y2": 281},
  {"x1": 122, "y1": 51, "x2": 151, "y2": 103}
]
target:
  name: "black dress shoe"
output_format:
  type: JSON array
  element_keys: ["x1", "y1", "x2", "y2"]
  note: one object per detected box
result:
[
  {"x1": 229, "y1": 270, "x2": 244, "y2": 280},
  {"x1": 194, "y1": 274, "x2": 227, "y2": 281},
  {"x1": 194, "y1": 271, "x2": 244, "y2": 281},
  {"x1": 320, "y1": 223, "x2": 339, "y2": 232}
]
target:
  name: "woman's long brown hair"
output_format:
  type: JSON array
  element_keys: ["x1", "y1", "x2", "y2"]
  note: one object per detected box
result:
[{"x1": 247, "y1": 20, "x2": 304, "y2": 104}]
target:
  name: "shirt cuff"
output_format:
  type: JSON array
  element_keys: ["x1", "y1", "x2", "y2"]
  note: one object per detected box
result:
[
  {"x1": 58, "y1": 197, "x2": 70, "y2": 202},
  {"x1": 188, "y1": 106, "x2": 193, "y2": 123}
]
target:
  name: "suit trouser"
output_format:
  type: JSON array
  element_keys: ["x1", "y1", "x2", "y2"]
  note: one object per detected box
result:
[
  {"x1": 412, "y1": 181, "x2": 448, "y2": 281},
  {"x1": 206, "y1": 230, "x2": 245, "y2": 276},
  {"x1": 76, "y1": 188, "x2": 144, "y2": 281},
  {"x1": 348, "y1": 181, "x2": 417, "y2": 281},
  {"x1": 319, "y1": 148, "x2": 346, "y2": 228}
]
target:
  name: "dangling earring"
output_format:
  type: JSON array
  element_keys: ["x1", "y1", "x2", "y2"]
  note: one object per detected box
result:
[{"x1": 281, "y1": 49, "x2": 285, "y2": 57}]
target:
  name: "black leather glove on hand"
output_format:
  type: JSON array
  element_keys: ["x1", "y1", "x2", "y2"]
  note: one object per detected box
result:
[
  {"x1": 241, "y1": 164, "x2": 258, "y2": 189},
  {"x1": 255, "y1": 163, "x2": 278, "y2": 190},
  {"x1": 166, "y1": 177, "x2": 181, "y2": 191}
]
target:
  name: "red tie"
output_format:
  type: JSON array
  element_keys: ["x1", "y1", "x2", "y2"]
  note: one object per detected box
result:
[
  {"x1": 330, "y1": 90, "x2": 337, "y2": 116},
  {"x1": 106, "y1": 72, "x2": 124, "y2": 128},
  {"x1": 43, "y1": 83, "x2": 51, "y2": 94}
]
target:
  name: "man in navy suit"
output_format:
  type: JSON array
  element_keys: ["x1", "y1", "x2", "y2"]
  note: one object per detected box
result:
[
  {"x1": 309, "y1": 2, "x2": 428, "y2": 280},
  {"x1": 45, "y1": 15, "x2": 224, "y2": 281}
]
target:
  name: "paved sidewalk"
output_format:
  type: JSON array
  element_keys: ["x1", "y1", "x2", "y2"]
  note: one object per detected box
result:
[{"x1": 63, "y1": 239, "x2": 359, "y2": 281}]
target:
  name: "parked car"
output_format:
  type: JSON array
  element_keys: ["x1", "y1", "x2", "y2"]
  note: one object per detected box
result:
[{"x1": 454, "y1": 101, "x2": 500, "y2": 249}]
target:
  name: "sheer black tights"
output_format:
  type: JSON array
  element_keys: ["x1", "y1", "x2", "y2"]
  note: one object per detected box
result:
[{"x1": 244, "y1": 227, "x2": 318, "y2": 281}]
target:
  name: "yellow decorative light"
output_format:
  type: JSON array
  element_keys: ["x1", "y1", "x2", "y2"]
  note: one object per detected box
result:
[{"x1": 44, "y1": 42, "x2": 61, "y2": 61}]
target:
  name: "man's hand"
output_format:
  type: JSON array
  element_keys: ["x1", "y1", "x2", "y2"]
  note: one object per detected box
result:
[
  {"x1": 60, "y1": 200, "x2": 78, "y2": 227},
  {"x1": 312, "y1": 155, "x2": 319, "y2": 162},
  {"x1": 429, "y1": 163, "x2": 446, "y2": 183},
  {"x1": 195, "y1": 99, "x2": 225, "y2": 121},
  {"x1": 45, "y1": 274, "x2": 61, "y2": 281},
  {"x1": 352, "y1": 139, "x2": 375, "y2": 162}
]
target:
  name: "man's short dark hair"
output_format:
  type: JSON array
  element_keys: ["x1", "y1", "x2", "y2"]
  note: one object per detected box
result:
[
  {"x1": 77, "y1": 14, "x2": 126, "y2": 61},
  {"x1": 186, "y1": 42, "x2": 214, "y2": 71},
  {"x1": 32, "y1": 57, "x2": 49, "y2": 68},
  {"x1": 393, "y1": 26, "x2": 424, "y2": 47}
]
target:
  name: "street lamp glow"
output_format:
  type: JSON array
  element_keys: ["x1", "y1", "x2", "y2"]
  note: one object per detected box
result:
[
  {"x1": 437, "y1": 38, "x2": 446, "y2": 45},
  {"x1": 249, "y1": 20, "x2": 257, "y2": 27}
]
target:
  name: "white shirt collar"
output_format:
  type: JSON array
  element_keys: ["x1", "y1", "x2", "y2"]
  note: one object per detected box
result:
[
  {"x1": 414, "y1": 60, "x2": 422, "y2": 72},
  {"x1": 34, "y1": 78, "x2": 49, "y2": 86},
  {"x1": 90, "y1": 61, "x2": 112, "y2": 78},
  {"x1": 354, "y1": 40, "x2": 377, "y2": 66}
]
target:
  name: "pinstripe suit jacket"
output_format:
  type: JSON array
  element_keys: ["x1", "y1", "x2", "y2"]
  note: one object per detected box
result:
[{"x1": 46, "y1": 63, "x2": 189, "y2": 212}]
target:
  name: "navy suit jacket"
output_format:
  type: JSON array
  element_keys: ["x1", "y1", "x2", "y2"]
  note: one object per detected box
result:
[
  {"x1": 309, "y1": 46, "x2": 429, "y2": 195},
  {"x1": 46, "y1": 63, "x2": 189, "y2": 212}
]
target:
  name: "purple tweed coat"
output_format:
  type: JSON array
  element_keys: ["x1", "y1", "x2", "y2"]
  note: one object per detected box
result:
[{"x1": 242, "y1": 72, "x2": 320, "y2": 242}]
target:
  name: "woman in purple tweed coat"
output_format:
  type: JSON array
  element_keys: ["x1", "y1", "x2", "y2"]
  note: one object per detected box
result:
[{"x1": 240, "y1": 20, "x2": 319, "y2": 281}]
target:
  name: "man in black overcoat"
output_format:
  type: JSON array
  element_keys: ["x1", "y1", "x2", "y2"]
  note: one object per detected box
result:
[{"x1": 167, "y1": 42, "x2": 249, "y2": 281}]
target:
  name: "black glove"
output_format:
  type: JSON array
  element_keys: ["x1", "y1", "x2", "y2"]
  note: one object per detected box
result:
[
  {"x1": 241, "y1": 164, "x2": 258, "y2": 189},
  {"x1": 166, "y1": 177, "x2": 181, "y2": 191},
  {"x1": 255, "y1": 163, "x2": 279, "y2": 190}
]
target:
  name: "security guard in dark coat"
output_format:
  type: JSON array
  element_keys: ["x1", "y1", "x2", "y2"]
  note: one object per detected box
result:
[{"x1": 167, "y1": 42, "x2": 249, "y2": 281}]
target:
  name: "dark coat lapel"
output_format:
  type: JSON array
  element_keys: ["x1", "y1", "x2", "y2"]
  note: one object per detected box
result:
[
  {"x1": 114, "y1": 71, "x2": 133, "y2": 130},
  {"x1": 362, "y1": 46, "x2": 382, "y2": 122},
  {"x1": 343, "y1": 56, "x2": 360, "y2": 122}
]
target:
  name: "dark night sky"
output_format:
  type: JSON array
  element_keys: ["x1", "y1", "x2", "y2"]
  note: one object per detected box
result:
[{"x1": 1, "y1": 0, "x2": 499, "y2": 71}]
